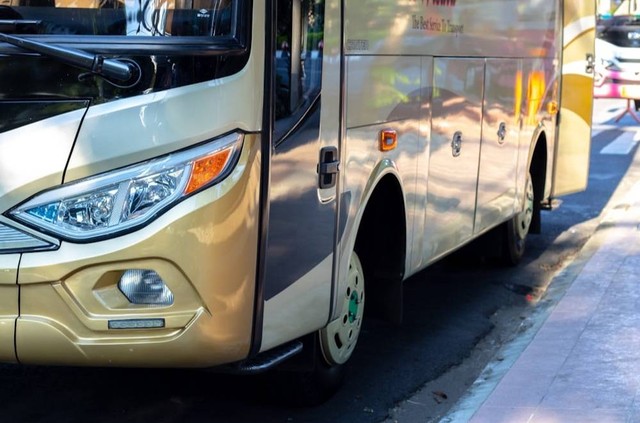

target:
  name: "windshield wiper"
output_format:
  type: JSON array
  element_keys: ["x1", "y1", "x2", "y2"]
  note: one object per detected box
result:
[{"x1": 0, "y1": 31, "x2": 139, "y2": 84}]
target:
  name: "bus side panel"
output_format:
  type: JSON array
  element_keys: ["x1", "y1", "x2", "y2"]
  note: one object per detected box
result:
[
  {"x1": 552, "y1": 0, "x2": 595, "y2": 197},
  {"x1": 339, "y1": 54, "x2": 423, "y2": 300},
  {"x1": 411, "y1": 56, "x2": 433, "y2": 273},
  {"x1": 423, "y1": 58, "x2": 483, "y2": 262},
  {"x1": 475, "y1": 59, "x2": 521, "y2": 235},
  {"x1": 344, "y1": 0, "x2": 558, "y2": 59}
]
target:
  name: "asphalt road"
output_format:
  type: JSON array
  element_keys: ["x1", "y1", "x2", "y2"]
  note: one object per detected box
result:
[{"x1": 3, "y1": 99, "x2": 636, "y2": 423}]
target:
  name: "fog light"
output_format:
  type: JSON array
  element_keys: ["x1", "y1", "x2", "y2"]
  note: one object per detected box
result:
[{"x1": 118, "y1": 269, "x2": 174, "y2": 305}]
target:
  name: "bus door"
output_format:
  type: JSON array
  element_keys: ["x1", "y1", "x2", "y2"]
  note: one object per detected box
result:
[
  {"x1": 552, "y1": 0, "x2": 595, "y2": 196},
  {"x1": 260, "y1": 0, "x2": 338, "y2": 351}
]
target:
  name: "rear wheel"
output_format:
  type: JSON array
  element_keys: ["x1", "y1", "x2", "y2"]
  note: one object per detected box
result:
[{"x1": 503, "y1": 171, "x2": 534, "y2": 265}]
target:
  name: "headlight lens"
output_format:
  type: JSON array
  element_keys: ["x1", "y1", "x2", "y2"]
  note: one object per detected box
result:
[{"x1": 10, "y1": 133, "x2": 243, "y2": 241}]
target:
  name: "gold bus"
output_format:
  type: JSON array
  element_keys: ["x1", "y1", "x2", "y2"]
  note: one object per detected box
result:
[{"x1": 0, "y1": 0, "x2": 593, "y2": 402}]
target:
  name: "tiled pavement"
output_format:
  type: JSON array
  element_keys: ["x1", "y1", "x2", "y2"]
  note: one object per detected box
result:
[{"x1": 451, "y1": 180, "x2": 640, "y2": 422}]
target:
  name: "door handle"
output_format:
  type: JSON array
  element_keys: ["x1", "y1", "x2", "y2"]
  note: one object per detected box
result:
[
  {"x1": 318, "y1": 146, "x2": 339, "y2": 189},
  {"x1": 497, "y1": 122, "x2": 507, "y2": 144},
  {"x1": 451, "y1": 131, "x2": 463, "y2": 157}
]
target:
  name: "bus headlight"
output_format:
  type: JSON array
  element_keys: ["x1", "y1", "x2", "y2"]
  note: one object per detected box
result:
[{"x1": 9, "y1": 133, "x2": 243, "y2": 242}]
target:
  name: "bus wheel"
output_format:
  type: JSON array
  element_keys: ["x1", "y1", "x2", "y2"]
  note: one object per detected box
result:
[
  {"x1": 503, "y1": 171, "x2": 534, "y2": 265},
  {"x1": 281, "y1": 252, "x2": 365, "y2": 405},
  {"x1": 320, "y1": 251, "x2": 365, "y2": 366}
]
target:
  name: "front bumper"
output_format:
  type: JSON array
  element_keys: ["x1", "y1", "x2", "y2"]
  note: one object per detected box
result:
[
  {"x1": 2, "y1": 136, "x2": 261, "y2": 367},
  {"x1": 594, "y1": 68, "x2": 640, "y2": 98}
]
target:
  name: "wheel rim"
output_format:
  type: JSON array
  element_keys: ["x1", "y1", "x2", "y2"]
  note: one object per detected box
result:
[
  {"x1": 516, "y1": 174, "x2": 534, "y2": 240},
  {"x1": 320, "y1": 252, "x2": 365, "y2": 365}
]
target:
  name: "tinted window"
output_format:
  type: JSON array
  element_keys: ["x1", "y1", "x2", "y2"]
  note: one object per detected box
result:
[
  {"x1": 0, "y1": 0, "x2": 234, "y2": 36},
  {"x1": 275, "y1": 0, "x2": 324, "y2": 125}
]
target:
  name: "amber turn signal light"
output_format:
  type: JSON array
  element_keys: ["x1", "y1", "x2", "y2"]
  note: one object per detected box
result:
[
  {"x1": 379, "y1": 129, "x2": 398, "y2": 152},
  {"x1": 185, "y1": 147, "x2": 232, "y2": 195}
]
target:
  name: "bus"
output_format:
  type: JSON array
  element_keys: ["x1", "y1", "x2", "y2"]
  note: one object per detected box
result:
[
  {"x1": 594, "y1": 0, "x2": 640, "y2": 116},
  {"x1": 0, "y1": 0, "x2": 593, "y2": 402}
]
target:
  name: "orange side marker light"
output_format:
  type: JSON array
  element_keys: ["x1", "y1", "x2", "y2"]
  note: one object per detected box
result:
[{"x1": 379, "y1": 129, "x2": 398, "y2": 152}]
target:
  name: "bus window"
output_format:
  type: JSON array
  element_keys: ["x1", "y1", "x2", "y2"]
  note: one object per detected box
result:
[
  {"x1": 0, "y1": 0, "x2": 234, "y2": 37},
  {"x1": 275, "y1": 0, "x2": 324, "y2": 126}
]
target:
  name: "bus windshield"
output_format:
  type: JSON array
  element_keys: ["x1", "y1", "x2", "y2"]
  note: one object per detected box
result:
[{"x1": 0, "y1": 0, "x2": 235, "y2": 37}]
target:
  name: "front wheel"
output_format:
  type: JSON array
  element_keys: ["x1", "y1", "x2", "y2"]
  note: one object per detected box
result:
[
  {"x1": 320, "y1": 251, "x2": 365, "y2": 365},
  {"x1": 277, "y1": 251, "x2": 365, "y2": 405},
  {"x1": 503, "y1": 171, "x2": 534, "y2": 265}
]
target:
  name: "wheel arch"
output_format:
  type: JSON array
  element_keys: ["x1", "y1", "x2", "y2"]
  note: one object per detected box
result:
[
  {"x1": 527, "y1": 129, "x2": 548, "y2": 234},
  {"x1": 350, "y1": 169, "x2": 407, "y2": 324}
]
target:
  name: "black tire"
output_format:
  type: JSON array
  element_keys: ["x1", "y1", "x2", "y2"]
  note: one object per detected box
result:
[
  {"x1": 502, "y1": 171, "x2": 534, "y2": 265},
  {"x1": 275, "y1": 341, "x2": 346, "y2": 406},
  {"x1": 272, "y1": 251, "x2": 364, "y2": 406}
]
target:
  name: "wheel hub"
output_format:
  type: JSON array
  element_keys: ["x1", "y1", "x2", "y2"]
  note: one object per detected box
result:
[
  {"x1": 516, "y1": 175, "x2": 534, "y2": 240},
  {"x1": 320, "y1": 252, "x2": 365, "y2": 365},
  {"x1": 348, "y1": 291, "x2": 360, "y2": 323}
]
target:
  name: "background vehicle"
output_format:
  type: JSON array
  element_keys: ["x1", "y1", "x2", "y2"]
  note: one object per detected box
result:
[
  {"x1": 0, "y1": 0, "x2": 594, "y2": 402},
  {"x1": 594, "y1": 0, "x2": 640, "y2": 106},
  {"x1": 594, "y1": 17, "x2": 640, "y2": 99}
]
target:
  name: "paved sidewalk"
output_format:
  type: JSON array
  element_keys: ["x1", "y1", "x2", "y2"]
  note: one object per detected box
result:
[{"x1": 443, "y1": 176, "x2": 640, "y2": 420}]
